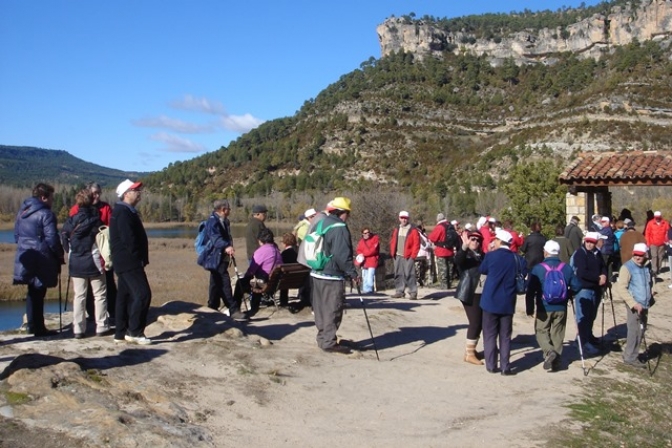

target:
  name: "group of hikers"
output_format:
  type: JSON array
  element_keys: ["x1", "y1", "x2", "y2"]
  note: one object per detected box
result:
[{"x1": 11, "y1": 183, "x2": 664, "y2": 372}]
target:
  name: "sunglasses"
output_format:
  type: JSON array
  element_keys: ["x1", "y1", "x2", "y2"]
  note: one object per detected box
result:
[
  {"x1": 362, "y1": 232, "x2": 370, "y2": 235},
  {"x1": 469, "y1": 238, "x2": 481, "y2": 242}
]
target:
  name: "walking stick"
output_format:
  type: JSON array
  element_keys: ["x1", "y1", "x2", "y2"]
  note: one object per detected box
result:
[
  {"x1": 357, "y1": 284, "x2": 380, "y2": 361},
  {"x1": 639, "y1": 317, "x2": 653, "y2": 376},
  {"x1": 58, "y1": 275, "x2": 63, "y2": 334},
  {"x1": 230, "y1": 256, "x2": 248, "y2": 312},
  {"x1": 601, "y1": 290, "x2": 605, "y2": 341},
  {"x1": 608, "y1": 284, "x2": 617, "y2": 331},
  {"x1": 63, "y1": 275, "x2": 71, "y2": 312},
  {"x1": 570, "y1": 298, "x2": 588, "y2": 376}
]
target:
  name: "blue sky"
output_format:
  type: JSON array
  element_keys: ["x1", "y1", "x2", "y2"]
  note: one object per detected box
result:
[{"x1": 0, "y1": 0, "x2": 600, "y2": 173}]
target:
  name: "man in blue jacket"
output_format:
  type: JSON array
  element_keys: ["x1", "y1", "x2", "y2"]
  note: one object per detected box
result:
[
  {"x1": 479, "y1": 229, "x2": 527, "y2": 375},
  {"x1": 613, "y1": 243, "x2": 654, "y2": 368},
  {"x1": 526, "y1": 240, "x2": 582, "y2": 372},
  {"x1": 571, "y1": 231, "x2": 608, "y2": 356}
]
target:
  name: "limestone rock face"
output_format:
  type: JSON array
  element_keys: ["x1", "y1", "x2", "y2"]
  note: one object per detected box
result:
[{"x1": 377, "y1": 0, "x2": 672, "y2": 64}]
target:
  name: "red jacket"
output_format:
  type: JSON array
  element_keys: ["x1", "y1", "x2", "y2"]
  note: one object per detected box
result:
[
  {"x1": 428, "y1": 221, "x2": 455, "y2": 257},
  {"x1": 480, "y1": 226, "x2": 495, "y2": 253},
  {"x1": 70, "y1": 202, "x2": 112, "y2": 226},
  {"x1": 356, "y1": 234, "x2": 380, "y2": 268},
  {"x1": 508, "y1": 230, "x2": 524, "y2": 254},
  {"x1": 645, "y1": 218, "x2": 669, "y2": 246},
  {"x1": 390, "y1": 226, "x2": 420, "y2": 260}
]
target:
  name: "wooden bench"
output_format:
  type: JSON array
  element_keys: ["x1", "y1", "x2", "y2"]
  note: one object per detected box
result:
[{"x1": 250, "y1": 263, "x2": 311, "y2": 308}]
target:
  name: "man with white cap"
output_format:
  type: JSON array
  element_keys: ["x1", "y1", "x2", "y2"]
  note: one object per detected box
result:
[
  {"x1": 526, "y1": 240, "x2": 582, "y2": 371},
  {"x1": 480, "y1": 217, "x2": 497, "y2": 253},
  {"x1": 110, "y1": 179, "x2": 152, "y2": 345},
  {"x1": 644, "y1": 210, "x2": 669, "y2": 277},
  {"x1": 479, "y1": 229, "x2": 528, "y2": 375},
  {"x1": 571, "y1": 231, "x2": 608, "y2": 355},
  {"x1": 390, "y1": 211, "x2": 420, "y2": 299},
  {"x1": 613, "y1": 243, "x2": 655, "y2": 368},
  {"x1": 599, "y1": 216, "x2": 616, "y2": 279},
  {"x1": 293, "y1": 208, "x2": 317, "y2": 244}
]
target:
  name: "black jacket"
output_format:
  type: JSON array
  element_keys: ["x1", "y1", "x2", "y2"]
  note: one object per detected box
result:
[
  {"x1": 62, "y1": 206, "x2": 104, "y2": 277},
  {"x1": 521, "y1": 232, "x2": 547, "y2": 269},
  {"x1": 572, "y1": 245, "x2": 607, "y2": 290},
  {"x1": 110, "y1": 202, "x2": 148, "y2": 274}
]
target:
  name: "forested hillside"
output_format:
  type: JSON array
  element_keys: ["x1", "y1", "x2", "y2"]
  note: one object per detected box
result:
[{"x1": 0, "y1": 145, "x2": 149, "y2": 188}]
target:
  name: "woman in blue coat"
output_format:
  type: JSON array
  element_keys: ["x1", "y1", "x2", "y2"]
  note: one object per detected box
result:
[{"x1": 13, "y1": 183, "x2": 64, "y2": 336}]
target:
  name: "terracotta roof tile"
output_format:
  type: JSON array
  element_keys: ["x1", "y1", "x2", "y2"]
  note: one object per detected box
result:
[{"x1": 559, "y1": 151, "x2": 672, "y2": 187}]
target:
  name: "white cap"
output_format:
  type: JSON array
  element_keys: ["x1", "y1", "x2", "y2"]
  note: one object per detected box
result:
[
  {"x1": 495, "y1": 229, "x2": 513, "y2": 244},
  {"x1": 476, "y1": 217, "x2": 487, "y2": 230},
  {"x1": 543, "y1": 240, "x2": 560, "y2": 255},
  {"x1": 633, "y1": 243, "x2": 648, "y2": 256},
  {"x1": 116, "y1": 179, "x2": 142, "y2": 198},
  {"x1": 464, "y1": 223, "x2": 473, "y2": 231},
  {"x1": 399, "y1": 211, "x2": 410, "y2": 218},
  {"x1": 601, "y1": 216, "x2": 610, "y2": 223},
  {"x1": 304, "y1": 208, "x2": 317, "y2": 218},
  {"x1": 450, "y1": 220, "x2": 459, "y2": 226},
  {"x1": 584, "y1": 231, "x2": 607, "y2": 242},
  {"x1": 654, "y1": 211, "x2": 662, "y2": 217},
  {"x1": 488, "y1": 216, "x2": 497, "y2": 223}
]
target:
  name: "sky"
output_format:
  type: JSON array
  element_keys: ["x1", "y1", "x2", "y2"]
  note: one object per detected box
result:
[{"x1": 0, "y1": 0, "x2": 601, "y2": 173}]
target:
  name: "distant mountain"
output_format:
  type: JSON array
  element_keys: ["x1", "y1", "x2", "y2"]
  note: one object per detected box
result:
[{"x1": 0, "y1": 145, "x2": 152, "y2": 188}]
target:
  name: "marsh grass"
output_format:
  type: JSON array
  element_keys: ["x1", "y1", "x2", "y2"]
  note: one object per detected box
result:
[{"x1": 549, "y1": 345, "x2": 672, "y2": 447}]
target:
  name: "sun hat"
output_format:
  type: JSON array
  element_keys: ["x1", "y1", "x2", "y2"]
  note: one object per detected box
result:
[
  {"x1": 328, "y1": 197, "x2": 351, "y2": 211},
  {"x1": 116, "y1": 179, "x2": 142, "y2": 198},
  {"x1": 399, "y1": 210, "x2": 410, "y2": 218},
  {"x1": 467, "y1": 231, "x2": 483, "y2": 241}
]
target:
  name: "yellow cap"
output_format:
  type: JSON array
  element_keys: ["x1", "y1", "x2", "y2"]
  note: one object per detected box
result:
[{"x1": 328, "y1": 197, "x2": 351, "y2": 211}]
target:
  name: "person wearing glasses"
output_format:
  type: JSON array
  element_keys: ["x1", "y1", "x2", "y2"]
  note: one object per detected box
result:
[
  {"x1": 390, "y1": 211, "x2": 420, "y2": 300},
  {"x1": 454, "y1": 231, "x2": 485, "y2": 365},
  {"x1": 613, "y1": 243, "x2": 655, "y2": 369},
  {"x1": 356, "y1": 228, "x2": 380, "y2": 294},
  {"x1": 110, "y1": 179, "x2": 152, "y2": 345}
]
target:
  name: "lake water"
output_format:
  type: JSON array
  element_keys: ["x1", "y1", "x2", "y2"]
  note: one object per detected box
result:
[
  {"x1": 0, "y1": 224, "x2": 291, "y2": 243},
  {"x1": 0, "y1": 300, "x2": 63, "y2": 332}
]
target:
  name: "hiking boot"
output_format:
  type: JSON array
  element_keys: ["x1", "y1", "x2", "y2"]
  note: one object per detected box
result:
[
  {"x1": 464, "y1": 340, "x2": 484, "y2": 365},
  {"x1": 125, "y1": 334, "x2": 152, "y2": 345},
  {"x1": 543, "y1": 351, "x2": 558, "y2": 370},
  {"x1": 390, "y1": 293, "x2": 405, "y2": 299},
  {"x1": 409, "y1": 294, "x2": 418, "y2": 300},
  {"x1": 322, "y1": 344, "x2": 351, "y2": 355}
]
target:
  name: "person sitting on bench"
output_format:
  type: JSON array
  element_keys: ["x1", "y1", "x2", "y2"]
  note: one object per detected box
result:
[{"x1": 232, "y1": 228, "x2": 283, "y2": 317}]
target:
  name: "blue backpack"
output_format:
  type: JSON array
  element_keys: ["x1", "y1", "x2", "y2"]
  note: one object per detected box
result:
[
  {"x1": 194, "y1": 221, "x2": 209, "y2": 255},
  {"x1": 540, "y1": 262, "x2": 568, "y2": 304}
]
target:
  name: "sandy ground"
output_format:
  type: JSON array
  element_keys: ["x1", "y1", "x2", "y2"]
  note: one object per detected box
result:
[{"x1": 1, "y1": 239, "x2": 671, "y2": 447}]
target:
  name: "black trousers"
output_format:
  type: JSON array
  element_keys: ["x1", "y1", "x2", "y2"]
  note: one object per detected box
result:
[
  {"x1": 115, "y1": 267, "x2": 152, "y2": 339},
  {"x1": 208, "y1": 262, "x2": 233, "y2": 310},
  {"x1": 26, "y1": 284, "x2": 47, "y2": 333}
]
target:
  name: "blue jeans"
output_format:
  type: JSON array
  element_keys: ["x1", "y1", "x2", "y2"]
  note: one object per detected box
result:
[
  {"x1": 361, "y1": 267, "x2": 375, "y2": 293},
  {"x1": 573, "y1": 288, "x2": 601, "y2": 344}
]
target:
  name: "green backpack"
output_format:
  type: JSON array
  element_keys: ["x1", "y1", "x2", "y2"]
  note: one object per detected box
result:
[{"x1": 303, "y1": 219, "x2": 346, "y2": 270}]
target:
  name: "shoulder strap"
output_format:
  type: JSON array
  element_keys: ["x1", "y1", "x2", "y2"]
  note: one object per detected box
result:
[{"x1": 540, "y1": 262, "x2": 551, "y2": 273}]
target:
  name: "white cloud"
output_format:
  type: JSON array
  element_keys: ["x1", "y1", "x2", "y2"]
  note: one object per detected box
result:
[
  {"x1": 150, "y1": 132, "x2": 206, "y2": 153},
  {"x1": 170, "y1": 94, "x2": 226, "y2": 115},
  {"x1": 132, "y1": 115, "x2": 213, "y2": 133},
  {"x1": 220, "y1": 113, "x2": 265, "y2": 133}
]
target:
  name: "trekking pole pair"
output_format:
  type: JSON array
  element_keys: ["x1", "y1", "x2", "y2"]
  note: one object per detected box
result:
[
  {"x1": 600, "y1": 283, "x2": 618, "y2": 341},
  {"x1": 230, "y1": 256, "x2": 248, "y2": 312},
  {"x1": 356, "y1": 284, "x2": 379, "y2": 361}
]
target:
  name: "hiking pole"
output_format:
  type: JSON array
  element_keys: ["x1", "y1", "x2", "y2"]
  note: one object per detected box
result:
[
  {"x1": 356, "y1": 284, "x2": 379, "y2": 361},
  {"x1": 608, "y1": 284, "x2": 617, "y2": 332},
  {"x1": 601, "y1": 289, "x2": 606, "y2": 341},
  {"x1": 570, "y1": 298, "x2": 588, "y2": 376}
]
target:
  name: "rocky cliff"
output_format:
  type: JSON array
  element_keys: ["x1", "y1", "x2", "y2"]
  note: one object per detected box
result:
[{"x1": 377, "y1": 0, "x2": 672, "y2": 65}]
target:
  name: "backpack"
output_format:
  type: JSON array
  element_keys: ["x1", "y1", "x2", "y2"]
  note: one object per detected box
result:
[
  {"x1": 302, "y1": 219, "x2": 346, "y2": 271},
  {"x1": 436, "y1": 223, "x2": 459, "y2": 249},
  {"x1": 95, "y1": 225, "x2": 112, "y2": 271},
  {"x1": 540, "y1": 262, "x2": 568, "y2": 304},
  {"x1": 194, "y1": 221, "x2": 209, "y2": 255}
]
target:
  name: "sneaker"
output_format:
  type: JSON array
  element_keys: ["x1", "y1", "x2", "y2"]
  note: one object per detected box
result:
[
  {"x1": 543, "y1": 351, "x2": 558, "y2": 370},
  {"x1": 113, "y1": 337, "x2": 126, "y2": 343},
  {"x1": 409, "y1": 294, "x2": 418, "y2": 300},
  {"x1": 624, "y1": 359, "x2": 647, "y2": 369},
  {"x1": 125, "y1": 334, "x2": 152, "y2": 345},
  {"x1": 390, "y1": 293, "x2": 405, "y2": 299},
  {"x1": 219, "y1": 307, "x2": 231, "y2": 316},
  {"x1": 95, "y1": 329, "x2": 113, "y2": 337},
  {"x1": 582, "y1": 342, "x2": 600, "y2": 356},
  {"x1": 230, "y1": 310, "x2": 249, "y2": 322}
]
